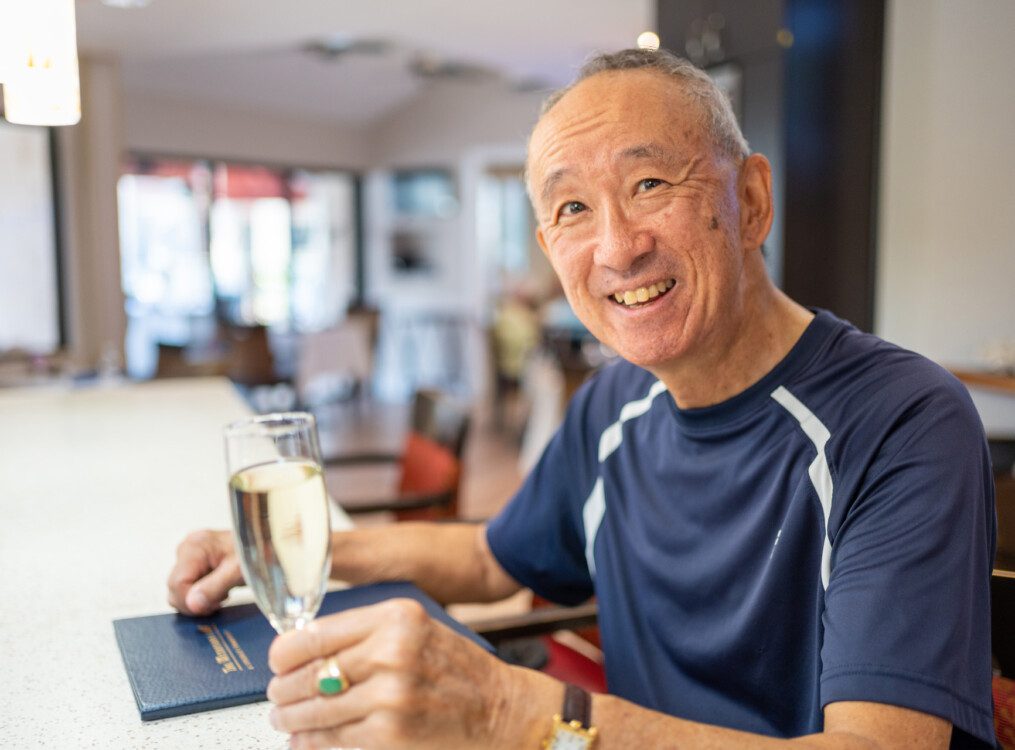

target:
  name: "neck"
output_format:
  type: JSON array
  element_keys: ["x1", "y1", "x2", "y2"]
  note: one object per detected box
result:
[{"x1": 651, "y1": 277, "x2": 814, "y2": 410}]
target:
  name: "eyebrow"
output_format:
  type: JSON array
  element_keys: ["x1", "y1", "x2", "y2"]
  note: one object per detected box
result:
[{"x1": 539, "y1": 168, "x2": 569, "y2": 205}]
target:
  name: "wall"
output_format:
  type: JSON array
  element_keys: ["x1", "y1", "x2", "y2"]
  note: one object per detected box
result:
[
  {"x1": 367, "y1": 79, "x2": 544, "y2": 168},
  {"x1": 877, "y1": 0, "x2": 1015, "y2": 432},
  {"x1": 122, "y1": 93, "x2": 372, "y2": 170},
  {"x1": 362, "y1": 80, "x2": 544, "y2": 316}
]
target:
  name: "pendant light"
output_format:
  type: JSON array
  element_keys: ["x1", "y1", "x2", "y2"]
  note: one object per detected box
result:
[{"x1": 0, "y1": 0, "x2": 82, "y2": 126}]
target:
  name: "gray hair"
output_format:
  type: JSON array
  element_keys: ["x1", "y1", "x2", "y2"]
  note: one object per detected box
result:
[{"x1": 540, "y1": 48, "x2": 750, "y2": 163}]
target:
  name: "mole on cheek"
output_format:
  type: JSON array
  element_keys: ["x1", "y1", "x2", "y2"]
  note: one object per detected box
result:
[{"x1": 709, "y1": 216, "x2": 719, "y2": 230}]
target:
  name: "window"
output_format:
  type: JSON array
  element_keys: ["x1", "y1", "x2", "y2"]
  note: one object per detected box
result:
[
  {"x1": 0, "y1": 122, "x2": 60, "y2": 354},
  {"x1": 118, "y1": 156, "x2": 358, "y2": 378}
]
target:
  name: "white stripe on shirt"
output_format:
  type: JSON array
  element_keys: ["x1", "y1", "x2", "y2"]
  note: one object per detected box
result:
[
  {"x1": 583, "y1": 379, "x2": 668, "y2": 578},
  {"x1": 771, "y1": 385, "x2": 835, "y2": 590}
]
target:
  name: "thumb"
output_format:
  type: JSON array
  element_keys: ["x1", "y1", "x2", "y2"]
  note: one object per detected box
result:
[{"x1": 186, "y1": 557, "x2": 243, "y2": 615}]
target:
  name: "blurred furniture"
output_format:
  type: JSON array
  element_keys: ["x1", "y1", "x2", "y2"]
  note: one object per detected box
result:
[
  {"x1": 295, "y1": 318, "x2": 375, "y2": 409},
  {"x1": 470, "y1": 600, "x2": 605, "y2": 693},
  {"x1": 222, "y1": 324, "x2": 281, "y2": 387},
  {"x1": 324, "y1": 389, "x2": 470, "y2": 520},
  {"x1": 488, "y1": 328, "x2": 525, "y2": 435},
  {"x1": 155, "y1": 343, "x2": 226, "y2": 379},
  {"x1": 0, "y1": 377, "x2": 353, "y2": 748},
  {"x1": 375, "y1": 310, "x2": 474, "y2": 401},
  {"x1": 995, "y1": 674, "x2": 1015, "y2": 749},
  {"x1": 991, "y1": 439, "x2": 1015, "y2": 747},
  {"x1": 345, "y1": 302, "x2": 381, "y2": 355},
  {"x1": 952, "y1": 369, "x2": 1015, "y2": 396}
]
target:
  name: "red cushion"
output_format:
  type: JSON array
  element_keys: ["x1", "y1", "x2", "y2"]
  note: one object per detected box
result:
[
  {"x1": 996, "y1": 674, "x2": 1015, "y2": 749},
  {"x1": 541, "y1": 635, "x2": 607, "y2": 694},
  {"x1": 394, "y1": 432, "x2": 460, "y2": 520},
  {"x1": 398, "y1": 432, "x2": 460, "y2": 495}
]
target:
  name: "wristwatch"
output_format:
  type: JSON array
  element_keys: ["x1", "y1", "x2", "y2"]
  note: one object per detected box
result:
[{"x1": 542, "y1": 683, "x2": 598, "y2": 749}]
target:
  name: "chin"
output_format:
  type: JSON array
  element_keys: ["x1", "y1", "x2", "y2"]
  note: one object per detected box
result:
[{"x1": 605, "y1": 336, "x2": 689, "y2": 371}]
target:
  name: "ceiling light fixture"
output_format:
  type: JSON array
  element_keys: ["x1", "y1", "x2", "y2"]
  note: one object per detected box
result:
[
  {"x1": 637, "y1": 31, "x2": 661, "y2": 51},
  {"x1": 0, "y1": 0, "x2": 82, "y2": 126},
  {"x1": 100, "y1": 0, "x2": 154, "y2": 8}
]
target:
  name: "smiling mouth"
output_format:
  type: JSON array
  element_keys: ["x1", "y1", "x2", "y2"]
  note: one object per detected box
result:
[{"x1": 609, "y1": 278, "x2": 676, "y2": 308}]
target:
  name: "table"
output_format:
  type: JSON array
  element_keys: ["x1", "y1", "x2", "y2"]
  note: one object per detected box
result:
[{"x1": 0, "y1": 377, "x2": 351, "y2": 748}]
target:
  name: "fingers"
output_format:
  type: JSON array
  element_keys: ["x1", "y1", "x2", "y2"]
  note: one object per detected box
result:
[
  {"x1": 269, "y1": 671, "x2": 385, "y2": 733},
  {"x1": 268, "y1": 624, "x2": 400, "y2": 707},
  {"x1": 269, "y1": 597, "x2": 428, "y2": 675},
  {"x1": 287, "y1": 720, "x2": 374, "y2": 750},
  {"x1": 166, "y1": 529, "x2": 239, "y2": 615},
  {"x1": 266, "y1": 599, "x2": 512, "y2": 750},
  {"x1": 185, "y1": 556, "x2": 242, "y2": 614}
]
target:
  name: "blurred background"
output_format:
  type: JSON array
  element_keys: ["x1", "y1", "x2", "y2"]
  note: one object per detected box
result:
[{"x1": 1, "y1": 0, "x2": 1014, "y2": 510}]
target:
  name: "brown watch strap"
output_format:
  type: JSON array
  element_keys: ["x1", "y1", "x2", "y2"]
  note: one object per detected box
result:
[{"x1": 562, "y1": 683, "x2": 592, "y2": 727}]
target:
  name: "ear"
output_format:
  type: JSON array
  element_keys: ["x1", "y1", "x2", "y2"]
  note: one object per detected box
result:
[{"x1": 737, "y1": 154, "x2": 774, "y2": 253}]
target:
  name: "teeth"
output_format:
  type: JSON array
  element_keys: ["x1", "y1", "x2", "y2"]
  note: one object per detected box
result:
[{"x1": 612, "y1": 279, "x2": 676, "y2": 306}]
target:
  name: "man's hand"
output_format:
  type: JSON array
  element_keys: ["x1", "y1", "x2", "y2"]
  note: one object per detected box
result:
[
  {"x1": 166, "y1": 529, "x2": 243, "y2": 616},
  {"x1": 265, "y1": 598, "x2": 556, "y2": 750}
]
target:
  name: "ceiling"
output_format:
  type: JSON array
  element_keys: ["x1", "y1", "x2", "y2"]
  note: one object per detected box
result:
[{"x1": 74, "y1": 0, "x2": 655, "y2": 125}]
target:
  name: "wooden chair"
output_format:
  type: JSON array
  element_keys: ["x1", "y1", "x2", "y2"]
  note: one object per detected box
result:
[
  {"x1": 323, "y1": 389, "x2": 470, "y2": 521},
  {"x1": 222, "y1": 324, "x2": 280, "y2": 387},
  {"x1": 294, "y1": 320, "x2": 374, "y2": 409}
]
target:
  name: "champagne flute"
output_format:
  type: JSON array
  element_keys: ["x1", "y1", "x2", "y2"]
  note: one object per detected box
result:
[{"x1": 224, "y1": 412, "x2": 332, "y2": 633}]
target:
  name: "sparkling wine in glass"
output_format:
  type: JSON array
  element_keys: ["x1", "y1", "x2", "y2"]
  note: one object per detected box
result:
[{"x1": 224, "y1": 412, "x2": 332, "y2": 633}]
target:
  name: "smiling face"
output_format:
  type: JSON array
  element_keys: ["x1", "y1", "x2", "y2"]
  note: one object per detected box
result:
[{"x1": 528, "y1": 68, "x2": 769, "y2": 375}]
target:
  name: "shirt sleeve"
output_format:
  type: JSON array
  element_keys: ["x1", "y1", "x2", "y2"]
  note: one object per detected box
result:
[
  {"x1": 485, "y1": 377, "x2": 601, "y2": 606},
  {"x1": 820, "y1": 378, "x2": 997, "y2": 745}
]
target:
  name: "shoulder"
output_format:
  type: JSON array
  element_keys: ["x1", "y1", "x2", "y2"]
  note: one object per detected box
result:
[
  {"x1": 786, "y1": 314, "x2": 988, "y2": 496},
  {"x1": 790, "y1": 312, "x2": 981, "y2": 436}
]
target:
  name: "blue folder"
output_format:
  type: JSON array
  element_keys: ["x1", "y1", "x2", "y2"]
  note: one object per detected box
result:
[{"x1": 113, "y1": 581, "x2": 491, "y2": 721}]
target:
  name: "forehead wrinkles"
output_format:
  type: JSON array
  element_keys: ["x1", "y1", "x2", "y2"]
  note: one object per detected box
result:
[{"x1": 531, "y1": 105, "x2": 631, "y2": 206}]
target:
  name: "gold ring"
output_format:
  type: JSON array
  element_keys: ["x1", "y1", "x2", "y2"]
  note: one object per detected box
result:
[{"x1": 316, "y1": 655, "x2": 348, "y2": 696}]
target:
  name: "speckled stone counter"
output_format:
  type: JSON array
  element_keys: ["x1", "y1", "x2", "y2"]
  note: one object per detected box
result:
[{"x1": 0, "y1": 378, "x2": 352, "y2": 748}]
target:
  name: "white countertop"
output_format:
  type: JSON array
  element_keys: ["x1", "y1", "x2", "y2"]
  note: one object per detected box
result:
[{"x1": 0, "y1": 377, "x2": 350, "y2": 748}]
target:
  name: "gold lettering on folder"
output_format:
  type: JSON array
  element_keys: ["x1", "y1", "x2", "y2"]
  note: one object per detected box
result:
[
  {"x1": 224, "y1": 629, "x2": 255, "y2": 671},
  {"x1": 197, "y1": 624, "x2": 240, "y2": 674}
]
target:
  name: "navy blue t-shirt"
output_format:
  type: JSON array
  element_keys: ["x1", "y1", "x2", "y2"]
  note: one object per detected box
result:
[{"x1": 487, "y1": 310, "x2": 996, "y2": 746}]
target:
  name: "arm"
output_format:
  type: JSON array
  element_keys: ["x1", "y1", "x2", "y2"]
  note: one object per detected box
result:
[
  {"x1": 167, "y1": 522, "x2": 519, "y2": 615},
  {"x1": 327, "y1": 521, "x2": 522, "y2": 605},
  {"x1": 265, "y1": 600, "x2": 951, "y2": 750}
]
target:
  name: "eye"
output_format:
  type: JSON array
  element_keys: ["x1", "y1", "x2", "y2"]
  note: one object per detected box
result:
[
  {"x1": 558, "y1": 200, "x2": 587, "y2": 218},
  {"x1": 636, "y1": 178, "x2": 665, "y2": 192}
]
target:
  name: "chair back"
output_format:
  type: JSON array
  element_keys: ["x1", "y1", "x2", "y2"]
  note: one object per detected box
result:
[
  {"x1": 410, "y1": 388, "x2": 470, "y2": 457},
  {"x1": 395, "y1": 389, "x2": 470, "y2": 521},
  {"x1": 223, "y1": 324, "x2": 277, "y2": 386},
  {"x1": 295, "y1": 320, "x2": 373, "y2": 407}
]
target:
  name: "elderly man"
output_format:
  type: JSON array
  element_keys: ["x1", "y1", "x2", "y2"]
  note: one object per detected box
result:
[{"x1": 168, "y1": 49, "x2": 996, "y2": 749}]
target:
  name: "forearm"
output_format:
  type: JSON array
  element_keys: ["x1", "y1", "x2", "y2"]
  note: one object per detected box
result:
[
  {"x1": 588, "y1": 696, "x2": 873, "y2": 749},
  {"x1": 329, "y1": 522, "x2": 521, "y2": 605},
  {"x1": 495, "y1": 671, "x2": 945, "y2": 750}
]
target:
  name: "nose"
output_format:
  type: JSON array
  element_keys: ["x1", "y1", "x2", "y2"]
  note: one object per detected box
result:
[{"x1": 591, "y1": 206, "x2": 655, "y2": 273}]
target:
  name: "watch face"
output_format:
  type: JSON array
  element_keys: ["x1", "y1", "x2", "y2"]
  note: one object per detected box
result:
[{"x1": 547, "y1": 723, "x2": 594, "y2": 749}]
